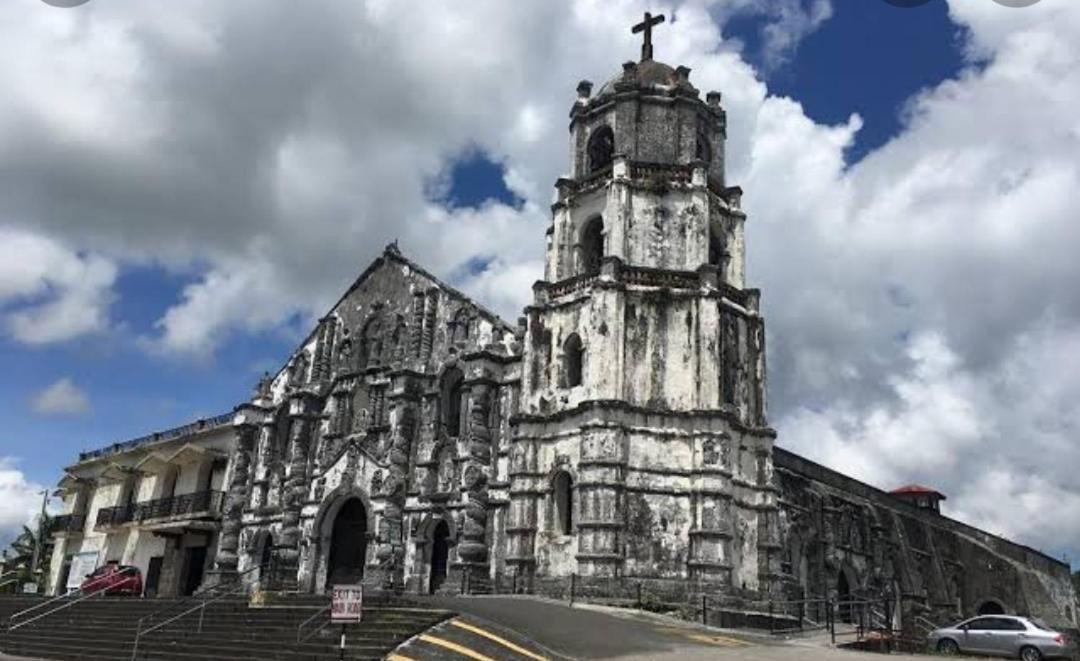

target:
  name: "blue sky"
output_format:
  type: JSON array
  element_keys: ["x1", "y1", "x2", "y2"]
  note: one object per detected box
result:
[
  {"x1": 3, "y1": 0, "x2": 965, "y2": 490},
  {"x1": 2, "y1": 0, "x2": 1078, "y2": 568}
]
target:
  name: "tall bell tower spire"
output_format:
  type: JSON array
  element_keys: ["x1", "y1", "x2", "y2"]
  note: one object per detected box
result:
[{"x1": 506, "y1": 24, "x2": 781, "y2": 597}]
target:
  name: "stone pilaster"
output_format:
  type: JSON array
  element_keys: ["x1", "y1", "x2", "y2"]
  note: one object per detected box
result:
[
  {"x1": 278, "y1": 414, "x2": 312, "y2": 567},
  {"x1": 215, "y1": 422, "x2": 256, "y2": 571},
  {"x1": 506, "y1": 437, "x2": 538, "y2": 587},
  {"x1": 420, "y1": 291, "x2": 437, "y2": 363},
  {"x1": 458, "y1": 384, "x2": 492, "y2": 571},
  {"x1": 575, "y1": 428, "x2": 624, "y2": 577},
  {"x1": 372, "y1": 392, "x2": 417, "y2": 591}
]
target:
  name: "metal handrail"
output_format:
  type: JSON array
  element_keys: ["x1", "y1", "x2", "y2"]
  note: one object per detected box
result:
[
  {"x1": 7, "y1": 567, "x2": 139, "y2": 631},
  {"x1": 296, "y1": 604, "x2": 331, "y2": 644},
  {"x1": 128, "y1": 561, "x2": 267, "y2": 661},
  {"x1": 131, "y1": 560, "x2": 265, "y2": 631},
  {"x1": 129, "y1": 578, "x2": 247, "y2": 660}
]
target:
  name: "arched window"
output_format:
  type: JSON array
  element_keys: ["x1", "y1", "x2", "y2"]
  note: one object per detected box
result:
[
  {"x1": 709, "y1": 227, "x2": 726, "y2": 267},
  {"x1": 977, "y1": 600, "x2": 1006, "y2": 616},
  {"x1": 581, "y1": 216, "x2": 604, "y2": 275},
  {"x1": 359, "y1": 315, "x2": 383, "y2": 368},
  {"x1": 159, "y1": 466, "x2": 179, "y2": 500},
  {"x1": 552, "y1": 471, "x2": 573, "y2": 535},
  {"x1": 288, "y1": 352, "x2": 309, "y2": 387},
  {"x1": 696, "y1": 128, "x2": 712, "y2": 163},
  {"x1": 587, "y1": 126, "x2": 614, "y2": 173},
  {"x1": 563, "y1": 334, "x2": 584, "y2": 388},
  {"x1": 449, "y1": 308, "x2": 473, "y2": 346},
  {"x1": 440, "y1": 367, "x2": 465, "y2": 437}
]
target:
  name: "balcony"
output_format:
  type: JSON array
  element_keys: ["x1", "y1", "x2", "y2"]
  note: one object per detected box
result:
[
  {"x1": 95, "y1": 490, "x2": 224, "y2": 530},
  {"x1": 49, "y1": 513, "x2": 87, "y2": 536}
]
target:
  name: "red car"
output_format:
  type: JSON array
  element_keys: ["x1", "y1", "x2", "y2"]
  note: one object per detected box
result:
[{"x1": 80, "y1": 562, "x2": 143, "y2": 596}]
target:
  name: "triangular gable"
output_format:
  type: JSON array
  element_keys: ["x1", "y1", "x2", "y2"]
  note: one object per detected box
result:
[
  {"x1": 267, "y1": 243, "x2": 518, "y2": 386},
  {"x1": 162, "y1": 443, "x2": 224, "y2": 466}
]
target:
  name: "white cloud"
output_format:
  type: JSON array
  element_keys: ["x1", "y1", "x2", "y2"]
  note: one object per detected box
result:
[
  {"x1": 0, "y1": 229, "x2": 116, "y2": 344},
  {"x1": 1, "y1": 0, "x2": 1079, "y2": 561},
  {"x1": 0, "y1": 459, "x2": 47, "y2": 549},
  {"x1": 31, "y1": 377, "x2": 91, "y2": 416},
  {"x1": 714, "y1": 0, "x2": 834, "y2": 70}
]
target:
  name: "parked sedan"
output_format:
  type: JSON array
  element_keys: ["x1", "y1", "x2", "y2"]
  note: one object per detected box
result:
[
  {"x1": 80, "y1": 562, "x2": 143, "y2": 596},
  {"x1": 928, "y1": 615, "x2": 1070, "y2": 661}
]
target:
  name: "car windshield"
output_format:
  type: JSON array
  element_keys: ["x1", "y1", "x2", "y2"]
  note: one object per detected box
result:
[{"x1": 1027, "y1": 618, "x2": 1053, "y2": 631}]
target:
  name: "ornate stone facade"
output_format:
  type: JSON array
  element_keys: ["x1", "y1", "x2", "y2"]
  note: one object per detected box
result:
[{"x1": 201, "y1": 53, "x2": 1077, "y2": 630}]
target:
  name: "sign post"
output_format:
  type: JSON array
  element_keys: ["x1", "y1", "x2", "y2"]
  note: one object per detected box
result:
[{"x1": 331, "y1": 584, "x2": 363, "y2": 661}]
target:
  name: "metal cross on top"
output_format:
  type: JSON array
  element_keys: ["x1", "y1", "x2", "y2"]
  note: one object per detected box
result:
[{"x1": 632, "y1": 11, "x2": 665, "y2": 61}]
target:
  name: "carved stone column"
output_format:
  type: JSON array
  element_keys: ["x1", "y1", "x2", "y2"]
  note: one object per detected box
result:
[
  {"x1": 215, "y1": 422, "x2": 256, "y2": 571},
  {"x1": 373, "y1": 399, "x2": 416, "y2": 591},
  {"x1": 458, "y1": 385, "x2": 492, "y2": 566},
  {"x1": 278, "y1": 413, "x2": 312, "y2": 568}
]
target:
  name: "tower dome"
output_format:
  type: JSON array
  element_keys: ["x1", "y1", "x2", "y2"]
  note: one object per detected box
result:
[{"x1": 592, "y1": 58, "x2": 699, "y2": 100}]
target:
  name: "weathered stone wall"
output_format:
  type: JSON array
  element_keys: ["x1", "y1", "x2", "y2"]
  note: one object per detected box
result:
[
  {"x1": 569, "y1": 61, "x2": 726, "y2": 181},
  {"x1": 775, "y1": 447, "x2": 1079, "y2": 629},
  {"x1": 217, "y1": 246, "x2": 521, "y2": 595}
]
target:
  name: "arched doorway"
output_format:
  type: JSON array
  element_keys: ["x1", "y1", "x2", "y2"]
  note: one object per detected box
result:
[
  {"x1": 429, "y1": 520, "x2": 450, "y2": 594},
  {"x1": 326, "y1": 498, "x2": 367, "y2": 587},
  {"x1": 257, "y1": 532, "x2": 275, "y2": 589},
  {"x1": 837, "y1": 571, "x2": 853, "y2": 623},
  {"x1": 977, "y1": 600, "x2": 1005, "y2": 615}
]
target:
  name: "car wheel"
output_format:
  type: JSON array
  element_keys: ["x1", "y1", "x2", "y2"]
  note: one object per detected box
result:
[
  {"x1": 937, "y1": 639, "x2": 960, "y2": 655},
  {"x1": 1019, "y1": 646, "x2": 1042, "y2": 661}
]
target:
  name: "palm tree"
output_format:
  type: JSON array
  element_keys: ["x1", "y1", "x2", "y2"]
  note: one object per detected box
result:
[{"x1": 0, "y1": 514, "x2": 54, "y2": 593}]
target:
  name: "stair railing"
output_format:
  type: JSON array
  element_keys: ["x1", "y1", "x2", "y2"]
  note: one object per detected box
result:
[
  {"x1": 296, "y1": 604, "x2": 332, "y2": 644},
  {"x1": 129, "y1": 561, "x2": 267, "y2": 661},
  {"x1": 0, "y1": 571, "x2": 20, "y2": 593},
  {"x1": 7, "y1": 566, "x2": 139, "y2": 631}
]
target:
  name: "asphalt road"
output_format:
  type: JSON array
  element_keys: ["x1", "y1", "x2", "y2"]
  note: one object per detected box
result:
[
  {"x1": 416, "y1": 594, "x2": 949, "y2": 660},
  {"x1": 420, "y1": 594, "x2": 749, "y2": 659}
]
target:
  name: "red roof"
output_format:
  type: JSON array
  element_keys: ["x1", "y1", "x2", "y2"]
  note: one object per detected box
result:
[{"x1": 891, "y1": 484, "x2": 946, "y2": 500}]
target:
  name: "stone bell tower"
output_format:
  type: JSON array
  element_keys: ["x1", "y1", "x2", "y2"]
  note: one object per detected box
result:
[{"x1": 507, "y1": 14, "x2": 781, "y2": 596}]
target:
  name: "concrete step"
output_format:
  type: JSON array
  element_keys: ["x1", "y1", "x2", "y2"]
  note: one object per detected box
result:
[{"x1": 0, "y1": 595, "x2": 453, "y2": 661}]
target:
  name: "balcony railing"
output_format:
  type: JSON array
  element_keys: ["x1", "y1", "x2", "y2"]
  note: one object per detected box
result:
[
  {"x1": 95, "y1": 490, "x2": 224, "y2": 530},
  {"x1": 78, "y1": 412, "x2": 234, "y2": 463},
  {"x1": 48, "y1": 513, "x2": 87, "y2": 536}
]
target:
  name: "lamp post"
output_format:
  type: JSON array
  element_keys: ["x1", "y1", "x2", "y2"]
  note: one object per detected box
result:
[{"x1": 30, "y1": 490, "x2": 49, "y2": 585}]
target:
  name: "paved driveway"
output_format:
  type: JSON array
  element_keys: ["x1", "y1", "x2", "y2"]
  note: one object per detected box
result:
[{"x1": 414, "y1": 595, "x2": 949, "y2": 660}]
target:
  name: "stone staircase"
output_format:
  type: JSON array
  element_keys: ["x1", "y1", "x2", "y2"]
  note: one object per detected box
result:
[{"x1": 0, "y1": 593, "x2": 452, "y2": 661}]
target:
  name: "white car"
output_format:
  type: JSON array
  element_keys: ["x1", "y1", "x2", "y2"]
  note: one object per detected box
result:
[{"x1": 927, "y1": 615, "x2": 1070, "y2": 661}]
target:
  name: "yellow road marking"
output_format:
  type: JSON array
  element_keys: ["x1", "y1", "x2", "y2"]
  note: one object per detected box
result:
[
  {"x1": 450, "y1": 618, "x2": 550, "y2": 661},
  {"x1": 387, "y1": 655, "x2": 418, "y2": 661},
  {"x1": 418, "y1": 633, "x2": 498, "y2": 661}
]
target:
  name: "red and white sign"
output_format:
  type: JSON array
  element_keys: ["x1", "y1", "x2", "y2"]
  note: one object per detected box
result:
[{"x1": 330, "y1": 584, "x2": 363, "y2": 623}]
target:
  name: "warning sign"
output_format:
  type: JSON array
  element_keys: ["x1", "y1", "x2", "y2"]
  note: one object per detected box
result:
[{"x1": 331, "y1": 584, "x2": 363, "y2": 623}]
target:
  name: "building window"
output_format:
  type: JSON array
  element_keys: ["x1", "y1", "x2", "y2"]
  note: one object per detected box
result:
[
  {"x1": 581, "y1": 216, "x2": 604, "y2": 275},
  {"x1": 159, "y1": 466, "x2": 179, "y2": 500},
  {"x1": 441, "y1": 367, "x2": 465, "y2": 437},
  {"x1": 563, "y1": 334, "x2": 584, "y2": 388},
  {"x1": 359, "y1": 315, "x2": 384, "y2": 369},
  {"x1": 587, "y1": 126, "x2": 614, "y2": 173},
  {"x1": 709, "y1": 227, "x2": 726, "y2": 267},
  {"x1": 696, "y1": 128, "x2": 712, "y2": 163},
  {"x1": 552, "y1": 471, "x2": 573, "y2": 535}
]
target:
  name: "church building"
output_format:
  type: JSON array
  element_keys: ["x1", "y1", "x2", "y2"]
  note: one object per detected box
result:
[{"x1": 46, "y1": 16, "x2": 1077, "y2": 630}]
